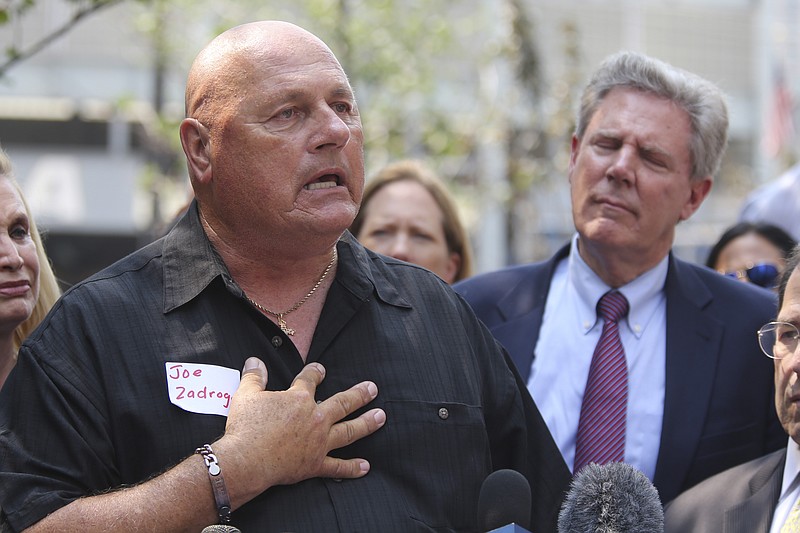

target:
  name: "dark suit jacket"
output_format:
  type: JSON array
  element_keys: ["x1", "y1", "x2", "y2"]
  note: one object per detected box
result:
[
  {"x1": 454, "y1": 244, "x2": 786, "y2": 504},
  {"x1": 664, "y1": 448, "x2": 785, "y2": 532}
]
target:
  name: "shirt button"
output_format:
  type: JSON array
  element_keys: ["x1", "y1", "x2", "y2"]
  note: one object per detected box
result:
[
  {"x1": 438, "y1": 407, "x2": 449, "y2": 420},
  {"x1": 332, "y1": 478, "x2": 342, "y2": 483},
  {"x1": 271, "y1": 336, "x2": 282, "y2": 348}
]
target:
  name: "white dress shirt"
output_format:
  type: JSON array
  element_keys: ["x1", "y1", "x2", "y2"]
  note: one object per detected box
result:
[{"x1": 527, "y1": 235, "x2": 668, "y2": 480}]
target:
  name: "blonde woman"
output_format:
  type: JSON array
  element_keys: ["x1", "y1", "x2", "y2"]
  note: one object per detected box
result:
[{"x1": 0, "y1": 148, "x2": 60, "y2": 386}]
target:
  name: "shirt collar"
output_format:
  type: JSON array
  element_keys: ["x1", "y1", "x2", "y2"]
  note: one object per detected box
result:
[
  {"x1": 160, "y1": 202, "x2": 410, "y2": 313},
  {"x1": 568, "y1": 234, "x2": 669, "y2": 338},
  {"x1": 330, "y1": 232, "x2": 412, "y2": 310},
  {"x1": 162, "y1": 200, "x2": 230, "y2": 313}
]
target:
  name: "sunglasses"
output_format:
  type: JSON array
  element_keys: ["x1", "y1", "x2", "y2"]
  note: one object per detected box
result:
[{"x1": 723, "y1": 263, "x2": 780, "y2": 289}]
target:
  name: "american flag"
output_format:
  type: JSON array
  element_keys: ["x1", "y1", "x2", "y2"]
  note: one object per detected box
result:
[{"x1": 762, "y1": 68, "x2": 796, "y2": 158}]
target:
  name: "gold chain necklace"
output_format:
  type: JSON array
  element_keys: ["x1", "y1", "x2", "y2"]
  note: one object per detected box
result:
[{"x1": 246, "y1": 249, "x2": 337, "y2": 336}]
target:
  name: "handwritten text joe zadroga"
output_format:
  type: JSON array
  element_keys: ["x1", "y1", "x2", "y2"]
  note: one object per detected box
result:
[{"x1": 167, "y1": 363, "x2": 233, "y2": 410}]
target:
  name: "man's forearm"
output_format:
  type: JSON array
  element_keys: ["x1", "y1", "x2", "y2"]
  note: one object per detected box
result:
[{"x1": 23, "y1": 453, "x2": 218, "y2": 533}]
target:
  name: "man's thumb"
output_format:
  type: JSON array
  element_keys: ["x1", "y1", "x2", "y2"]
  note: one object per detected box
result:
[{"x1": 239, "y1": 356, "x2": 268, "y2": 391}]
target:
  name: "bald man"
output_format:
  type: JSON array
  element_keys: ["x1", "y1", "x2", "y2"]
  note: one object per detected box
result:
[{"x1": 0, "y1": 21, "x2": 570, "y2": 532}]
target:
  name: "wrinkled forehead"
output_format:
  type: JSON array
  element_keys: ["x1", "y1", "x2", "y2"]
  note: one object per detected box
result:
[{"x1": 186, "y1": 22, "x2": 346, "y2": 115}]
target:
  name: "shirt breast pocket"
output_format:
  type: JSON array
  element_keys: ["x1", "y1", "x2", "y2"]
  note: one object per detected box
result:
[{"x1": 380, "y1": 399, "x2": 491, "y2": 530}]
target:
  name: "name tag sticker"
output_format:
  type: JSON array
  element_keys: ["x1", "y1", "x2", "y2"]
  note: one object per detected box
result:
[{"x1": 165, "y1": 362, "x2": 240, "y2": 417}]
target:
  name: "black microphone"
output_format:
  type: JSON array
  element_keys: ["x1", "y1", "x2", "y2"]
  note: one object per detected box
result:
[
  {"x1": 200, "y1": 525, "x2": 242, "y2": 533},
  {"x1": 558, "y1": 462, "x2": 663, "y2": 533},
  {"x1": 477, "y1": 469, "x2": 532, "y2": 532}
]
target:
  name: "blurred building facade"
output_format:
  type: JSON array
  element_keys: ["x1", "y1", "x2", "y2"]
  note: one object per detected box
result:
[
  {"x1": 0, "y1": 0, "x2": 189, "y2": 285},
  {"x1": 0, "y1": 0, "x2": 796, "y2": 284}
]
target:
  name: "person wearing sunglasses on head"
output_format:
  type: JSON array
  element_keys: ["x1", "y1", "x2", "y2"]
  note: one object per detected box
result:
[{"x1": 706, "y1": 222, "x2": 796, "y2": 291}]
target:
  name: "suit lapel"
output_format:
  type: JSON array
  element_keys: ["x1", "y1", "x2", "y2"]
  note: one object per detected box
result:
[
  {"x1": 723, "y1": 450, "x2": 784, "y2": 533},
  {"x1": 492, "y1": 245, "x2": 569, "y2": 381},
  {"x1": 654, "y1": 255, "x2": 724, "y2": 503}
]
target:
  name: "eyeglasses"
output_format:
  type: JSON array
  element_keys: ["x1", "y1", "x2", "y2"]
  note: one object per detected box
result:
[
  {"x1": 724, "y1": 263, "x2": 780, "y2": 289},
  {"x1": 758, "y1": 321, "x2": 800, "y2": 359}
]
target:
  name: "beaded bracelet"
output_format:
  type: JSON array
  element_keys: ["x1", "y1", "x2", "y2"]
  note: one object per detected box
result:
[{"x1": 195, "y1": 443, "x2": 232, "y2": 524}]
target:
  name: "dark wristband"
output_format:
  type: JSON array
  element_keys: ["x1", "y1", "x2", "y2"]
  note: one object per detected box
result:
[{"x1": 195, "y1": 443, "x2": 232, "y2": 524}]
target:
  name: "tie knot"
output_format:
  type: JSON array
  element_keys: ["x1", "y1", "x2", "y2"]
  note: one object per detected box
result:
[{"x1": 598, "y1": 291, "x2": 629, "y2": 322}]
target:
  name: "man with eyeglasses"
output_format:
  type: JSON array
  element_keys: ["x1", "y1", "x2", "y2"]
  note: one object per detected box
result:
[
  {"x1": 665, "y1": 246, "x2": 800, "y2": 532},
  {"x1": 455, "y1": 51, "x2": 785, "y2": 504}
]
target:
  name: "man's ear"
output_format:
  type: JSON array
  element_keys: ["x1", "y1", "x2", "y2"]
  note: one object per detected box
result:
[
  {"x1": 180, "y1": 118, "x2": 212, "y2": 185},
  {"x1": 679, "y1": 176, "x2": 713, "y2": 222},
  {"x1": 568, "y1": 134, "x2": 581, "y2": 186}
]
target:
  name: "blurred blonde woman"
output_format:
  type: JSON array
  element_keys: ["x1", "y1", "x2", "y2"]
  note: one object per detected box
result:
[
  {"x1": 352, "y1": 160, "x2": 473, "y2": 284},
  {"x1": 0, "y1": 148, "x2": 60, "y2": 387}
]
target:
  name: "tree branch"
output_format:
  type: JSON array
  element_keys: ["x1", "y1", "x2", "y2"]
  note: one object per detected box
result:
[{"x1": 0, "y1": 0, "x2": 126, "y2": 77}]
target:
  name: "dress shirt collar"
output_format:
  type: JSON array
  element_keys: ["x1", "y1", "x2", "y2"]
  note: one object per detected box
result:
[{"x1": 568, "y1": 234, "x2": 669, "y2": 339}]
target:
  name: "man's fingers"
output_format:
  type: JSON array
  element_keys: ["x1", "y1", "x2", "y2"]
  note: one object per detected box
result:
[
  {"x1": 318, "y1": 380, "x2": 379, "y2": 423},
  {"x1": 290, "y1": 362, "x2": 326, "y2": 393},
  {"x1": 318, "y1": 456, "x2": 372, "y2": 479},
  {"x1": 328, "y1": 407, "x2": 386, "y2": 450},
  {"x1": 238, "y1": 357, "x2": 268, "y2": 393}
]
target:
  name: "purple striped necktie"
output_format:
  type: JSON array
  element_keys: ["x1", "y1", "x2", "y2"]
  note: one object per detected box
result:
[{"x1": 573, "y1": 290, "x2": 630, "y2": 474}]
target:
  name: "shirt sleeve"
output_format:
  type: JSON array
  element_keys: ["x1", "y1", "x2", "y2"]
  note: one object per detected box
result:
[
  {"x1": 454, "y1": 293, "x2": 572, "y2": 532},
  {"x1": 0, "y1": 332, "x2": 118, "y2": 532}
]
